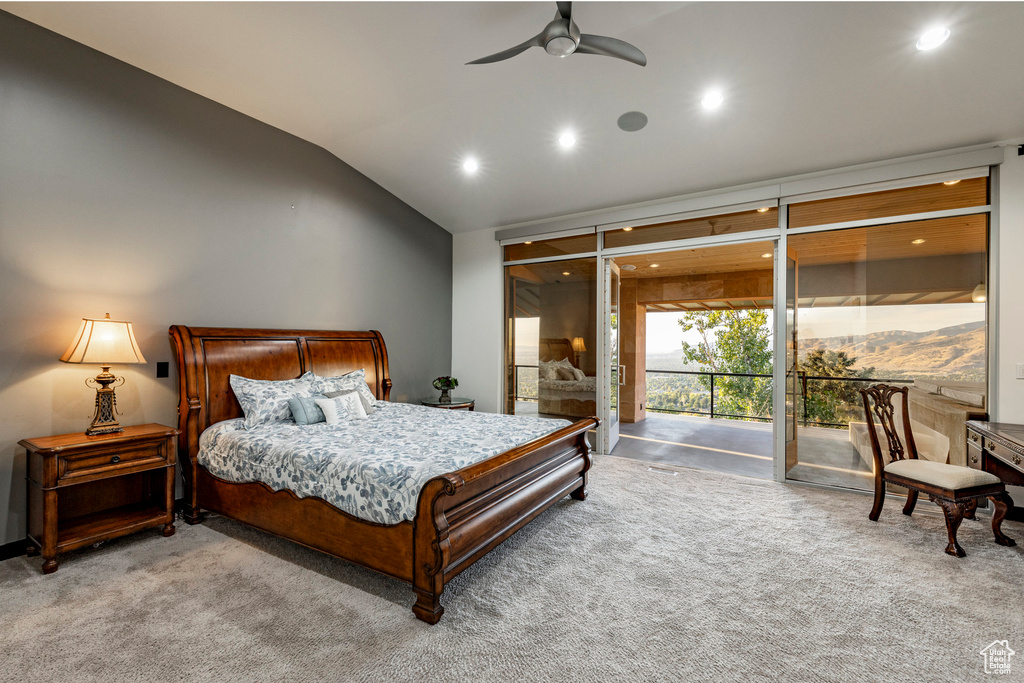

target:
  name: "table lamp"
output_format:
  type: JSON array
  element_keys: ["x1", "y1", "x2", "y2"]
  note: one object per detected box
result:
[
  {"x1": 571, "y1": 337, "x2": 587, "y2": 366},
  {"x1": 59, "y1": 313, "x2": 147, "y2": 435}
]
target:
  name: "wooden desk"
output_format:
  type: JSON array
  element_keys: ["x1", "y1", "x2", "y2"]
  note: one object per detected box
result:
[{"x1": 966, "y1": 420, "x2": 1024, "y2": 521}]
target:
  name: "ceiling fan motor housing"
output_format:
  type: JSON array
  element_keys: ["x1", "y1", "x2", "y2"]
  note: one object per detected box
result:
[{"x1": 543, "y1": 18, "x2": 580, "y2": 56}]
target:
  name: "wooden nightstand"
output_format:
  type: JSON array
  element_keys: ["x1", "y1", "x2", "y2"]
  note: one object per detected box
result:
[{"x1": 20, "y1": 423, "x2": 179, "y2": 574}]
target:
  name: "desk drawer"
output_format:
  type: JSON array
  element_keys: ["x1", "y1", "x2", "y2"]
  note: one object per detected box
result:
[
  {"x1": 966, "y1": 440, "x2": 983, "y2": 470},
  {"x1": 984, "y1": 438, "x2": 1024, "y2": 475},
  {"x1": 58, "y1": 442, "x2": 168, "y2": 483}
]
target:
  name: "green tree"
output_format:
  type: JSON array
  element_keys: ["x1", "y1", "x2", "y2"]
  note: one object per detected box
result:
[
  {"x1": 678, "y1": 310, "x2": 773, "y2": 419},
  {"x1": 801, "y1": 348, "x2": 874, "y2": 426}
]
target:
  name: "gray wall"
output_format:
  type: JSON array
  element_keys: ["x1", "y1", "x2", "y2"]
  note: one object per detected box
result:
[{"x1": 0, "y1": 12, "x2": 453, "y2": 545}]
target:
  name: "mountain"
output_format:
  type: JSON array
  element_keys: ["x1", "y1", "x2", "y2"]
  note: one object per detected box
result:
[
  {"x1": 646, "y1": 320, "x2": 985, "y2": 379},
  {"x1": 798, "y1": 321, "x2": 985, "y2": 378}
]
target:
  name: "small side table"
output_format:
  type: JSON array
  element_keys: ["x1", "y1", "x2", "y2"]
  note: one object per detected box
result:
[
  {"x1": 20, "y1": 423, "x2": 179, "y2": 574},
  {"x1": 421, "y1": 397, "x2": 475, "y2": 411}
]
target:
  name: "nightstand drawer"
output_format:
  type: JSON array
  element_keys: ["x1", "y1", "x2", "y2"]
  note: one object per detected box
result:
[{"x1": 58, "y1": 441, "x2": 167, "y2": 483}]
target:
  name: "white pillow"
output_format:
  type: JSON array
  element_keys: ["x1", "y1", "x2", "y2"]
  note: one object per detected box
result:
[
  {"x1": 572, "y1": 367, "x2": 586, "y2": 381},
  {"x1": 315, "y1": 392, "x2": 368, "y2": 424},
  {"x1": 555, "y1": 366, "x2": 575, "y2": 380},
  {"x1": 555, "y1": 357, "x2": 575, "y2": 368},
  {"x1": 229, "y1": 372, "x2": 317, "y2": 430},
  {"x1": 314, "y1": 369, "x2": 378, "y2": 414}
]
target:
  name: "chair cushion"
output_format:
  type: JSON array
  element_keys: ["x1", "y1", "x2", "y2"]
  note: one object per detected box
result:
[{"x1": 885, "y1": 459, "x2": 1000, "y2": 491}]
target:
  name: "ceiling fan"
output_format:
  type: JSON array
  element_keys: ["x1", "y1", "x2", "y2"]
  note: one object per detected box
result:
[{"x1": 467, "y1": 1, "x2": 647, "y2": 67}]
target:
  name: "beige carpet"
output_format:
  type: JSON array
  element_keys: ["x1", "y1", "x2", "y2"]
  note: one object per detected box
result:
[{"x1": 2, "y1": 455, "x2": 1022, "y2": 682}]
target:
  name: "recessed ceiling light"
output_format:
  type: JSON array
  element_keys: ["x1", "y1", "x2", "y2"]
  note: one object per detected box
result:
[
  {"x1": 761, "y1": 253, "x2": 772, "y2": 259},
  {"x1": 650, "y1": 263, "x2": 660, "y2": 268},
  {"x1": 558, "y1": 131, "x2": 576, "y2": 149},
  {"x1": 622, "y1": 226, "x2": 633, "y2": 232},
  {"x1": 912, "y1": 238, "x2": 926, "y2": 245},
  {"x1": 524, "y1": 241, "x2": 533, "y2": 245},
  {"x1": 916, "y1": 26, "x2": 950, "y2": 51},
  {"x1": 462, "y1": 158, "x2": 479, "y2": 174},
  {"x1": 562, "y1": 271, "x2": 571, "y2": 276},
  {"x1": 943, "y1": 179, "x2": 961, "y2": 186},
  {"x1": 757, "y1": 207, "x2": 770, "y2": 213},
  {"x1": 701, "y1": 90, "x2": 724, "y2": 110},
  {"x1": 621, "y1": 264, "x2": 637, "y2": 271}
]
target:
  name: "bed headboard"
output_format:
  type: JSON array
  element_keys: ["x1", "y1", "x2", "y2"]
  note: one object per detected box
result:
[
  {"x1": 169, "y1": 325, "x2": 391, "y2": 462},
  {"x1": 539, "y1": 337, "x2": 578, "y2": 368}
]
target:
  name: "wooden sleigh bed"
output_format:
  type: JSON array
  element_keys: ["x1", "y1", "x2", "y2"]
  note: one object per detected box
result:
[{"x1": 169, "y1": 325, "x2": 596, "y2": 623}]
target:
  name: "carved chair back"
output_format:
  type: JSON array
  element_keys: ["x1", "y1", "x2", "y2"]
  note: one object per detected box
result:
[{"x1": 860, "y1": 384, "x2": 920, "y2": 475}]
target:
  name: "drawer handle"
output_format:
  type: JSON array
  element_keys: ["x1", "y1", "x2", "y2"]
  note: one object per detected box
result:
[
  {"x1": 111, "y1": 455, "x2": 121, "y2": 464},
  {"x1": 970, "y1": 433, "x2": 979, "y2": 443},
  {"x1": 971, "y1": 454, "x2": 979, "y2": 464},
  {"x1": 1014, "y1": 454, "x2": 1022, "y2": 466}
]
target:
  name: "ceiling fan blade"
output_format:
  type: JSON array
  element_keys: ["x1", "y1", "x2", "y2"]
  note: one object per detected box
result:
[
  {"x1": 576, "y1": 34, "x2": 647, "y2": 66},
  {"x1": 466, "y1": 33, "x2": 545, "y2": 65},
  {"x1": 556, "y1": 1, "x2": 573, "y2": 20}
]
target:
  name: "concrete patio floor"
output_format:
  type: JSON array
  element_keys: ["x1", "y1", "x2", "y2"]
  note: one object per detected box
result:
[
  {"x1": 616, "y1": 412, "x2": 873, "y2": 491},
  {"x1": 515, "y1": 401, "x2": 873, "y2": 490}
]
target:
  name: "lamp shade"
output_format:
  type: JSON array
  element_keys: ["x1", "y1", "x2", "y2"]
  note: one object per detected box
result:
[
  {"x1": 571, "y1": 337, "x2": 587, "y2": 353},
  {"x1": 59, "y1": 314, "x2": 147, "y2": 365},
  {"x1": 971, "y1": 282, "x2": 987, "y2": 304}
]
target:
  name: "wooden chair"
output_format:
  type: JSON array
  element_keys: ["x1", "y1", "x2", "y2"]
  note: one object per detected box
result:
[{"x1": 861, "y1": 384, "x2": 1016, "y2": 557}]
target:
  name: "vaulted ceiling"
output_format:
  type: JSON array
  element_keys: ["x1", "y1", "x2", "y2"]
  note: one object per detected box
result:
[{"x1": 5, "y1": 2, "x2": 1024, "y2": 234}]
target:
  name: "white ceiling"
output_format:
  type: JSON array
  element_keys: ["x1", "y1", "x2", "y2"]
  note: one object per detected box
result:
[{"x1": 5, "y1": 2, "x2": 1024, "y2": 234}]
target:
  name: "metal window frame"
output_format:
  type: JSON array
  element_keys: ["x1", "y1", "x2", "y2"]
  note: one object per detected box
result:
[{"x1": 497, "y1": 146, "x2": 1002, "y2": 488}]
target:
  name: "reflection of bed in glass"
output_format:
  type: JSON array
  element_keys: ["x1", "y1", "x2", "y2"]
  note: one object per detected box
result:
[{"x1": 538, "y1": 337, "x2": 597, "y2": 417}]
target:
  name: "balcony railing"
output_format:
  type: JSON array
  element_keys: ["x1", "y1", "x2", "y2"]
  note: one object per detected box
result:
[
  {"x1": 645, "y1": 370, "x2": 913, "y2": 427},
  {"x1": 515, "y1": 364, "x2": 914, "y2": 428}
]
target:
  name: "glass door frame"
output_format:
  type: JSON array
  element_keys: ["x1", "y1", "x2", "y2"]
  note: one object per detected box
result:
[{"x1": 597, "y1": 259, "x2": 621, "y2": 454}]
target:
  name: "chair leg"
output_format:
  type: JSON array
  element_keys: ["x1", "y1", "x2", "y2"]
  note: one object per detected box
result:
[
  {"x1": 869, "y1": 476, "x2": 885, "y2": 521},
  {"x1": 989, "y1": 493, "x2": 1017, "y2": 548},
  {"x1": 934, "y1": 499, "x2": 967, "y2": 557},
  {"x1": 902, "y1": 490, "x2": 918, "y2": 516}
]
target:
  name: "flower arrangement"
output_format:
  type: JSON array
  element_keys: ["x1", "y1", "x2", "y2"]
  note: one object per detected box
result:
[{"x1": 432, "y1": 376, "x2": 459, "y2": 390}]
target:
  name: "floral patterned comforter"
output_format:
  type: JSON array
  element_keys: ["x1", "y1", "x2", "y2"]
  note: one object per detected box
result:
[{"x1": 198, "y1": 402, "x2": 572, "y2": 525}]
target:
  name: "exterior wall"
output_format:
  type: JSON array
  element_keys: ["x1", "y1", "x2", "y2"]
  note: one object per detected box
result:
[{"x1": 0, "y1": 13, "x2": 453, "y2": 545}]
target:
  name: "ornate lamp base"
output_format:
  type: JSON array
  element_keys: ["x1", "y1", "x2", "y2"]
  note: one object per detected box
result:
[{"x1": 86, "y1": 367, "x2": 124, "y2": 435}]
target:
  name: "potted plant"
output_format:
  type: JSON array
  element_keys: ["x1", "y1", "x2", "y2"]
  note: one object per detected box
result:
[{"x1": 432, "y1": 376, "x2": 458, "y2": 404}]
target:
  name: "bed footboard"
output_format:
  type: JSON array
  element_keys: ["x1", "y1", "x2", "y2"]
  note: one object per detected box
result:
[{"x1": 411, "y1": 417, "x2": 596, "y2": 623}]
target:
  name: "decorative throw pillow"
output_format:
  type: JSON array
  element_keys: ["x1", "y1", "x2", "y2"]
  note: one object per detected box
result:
[
  {"x1": 229, "y1": 372, "x2": 317, "y2": 430},
  {"x1": 555, "y1": 357, "x2": 575, "y2": 368},
  {"x1": 314, "y1": 369, "x2": 378, "y2": 414},
  {"x1": 324, "y1": 388, "x2": 376, "y2": 414},
  {"x1": 572, "y1": 367, "x2": 586, "y2": 381},
  {"x1": 288, "y1": 395, "x2": 328, "y2": 425},
  {"x1": 538, "y1": 361, "x2": 558, "y2": 380},
  {"x1": 555, "y1": 366, "x2": 576, "y2": 380},
  {"x1": 315, "y1": 392, "x2": 368, "y2": 424}
]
